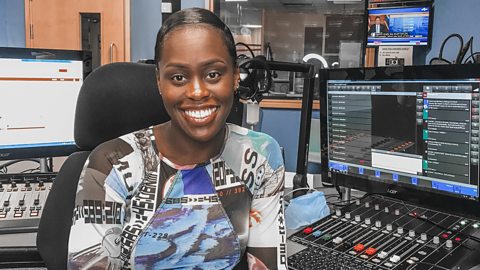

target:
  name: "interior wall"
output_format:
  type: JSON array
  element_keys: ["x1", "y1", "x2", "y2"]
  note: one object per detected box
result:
[
  {"x1": 130, "y1": 0, "x2": 205, "y2": 63},
  {"x1": 130, "y1": 0, "x2": 162, "y2": 62},
  {"x1": 426, "y1": 0, "x2": 480, "y2": 64},
  {"x1": 0, "y1": 0, "x2": 26, "y2": 47},
  {"x1": 181, "y1": 0, "x2": 205, "y2": 9}
]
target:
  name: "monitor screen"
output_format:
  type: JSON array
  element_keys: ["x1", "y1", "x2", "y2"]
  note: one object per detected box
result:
[
  {"x1": 367, "y1": 6, "x2": 432, "y2": 46},
  {"x1": 322, "y1": 65, "x2": 480, "y2": 201},
  {"x1": 0, "y1": 47, "x2": 90, "y2": 160}
]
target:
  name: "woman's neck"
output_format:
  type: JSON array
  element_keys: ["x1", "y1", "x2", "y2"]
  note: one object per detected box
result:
[{"x1": 153, "y1": 122, "x2": 226, "y2": 166}]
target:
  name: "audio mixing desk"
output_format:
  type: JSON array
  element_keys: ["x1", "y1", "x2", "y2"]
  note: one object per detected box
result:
[
  {"x1": 0, "y1": 173, "x2": 55, "y2": 267},
  {"x1": 288, "y1": 194, "x2": 480, "y2": 270}
]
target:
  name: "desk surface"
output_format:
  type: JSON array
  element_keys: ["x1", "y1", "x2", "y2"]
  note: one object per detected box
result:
[{"x1": 260, "y1": 99, "x2": 320, "y2": 109}]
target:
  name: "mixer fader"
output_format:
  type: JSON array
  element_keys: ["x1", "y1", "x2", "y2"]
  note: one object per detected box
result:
[
  {"x1": 288, "y1": 194, "x2": 480, "y2": 270},
  {"x1": 0, "y1": 173, "x2": 55, "y2": 234}
]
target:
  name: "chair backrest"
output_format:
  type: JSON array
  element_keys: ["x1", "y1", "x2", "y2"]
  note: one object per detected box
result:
[
  {"x1": 37, "y1": 62, "x2": 170, "y2": 270},
  {"x1": 74, "y1": 62, "x2": 169, "y2": 150}
]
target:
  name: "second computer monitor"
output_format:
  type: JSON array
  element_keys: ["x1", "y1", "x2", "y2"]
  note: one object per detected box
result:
[{"x1": 321, "y1": 64, "x2": 480, "y2": 202}]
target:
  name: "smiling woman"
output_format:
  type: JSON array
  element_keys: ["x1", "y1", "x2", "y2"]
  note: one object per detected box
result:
[
  {"x1": 154, "y1": 24, "x2": 238, "y2": 164},
  {"x1": 67, "y1": 8, "x2": 287, "y2": 270}
]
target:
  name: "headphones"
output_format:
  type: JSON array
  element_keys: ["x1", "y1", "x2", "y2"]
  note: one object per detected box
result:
[
  {"x1": 234, "y1": 42, "x2": 273, "y2": 102},
  {"x1": 236, "y1": 55, "x2": 273, "y2": 102}
]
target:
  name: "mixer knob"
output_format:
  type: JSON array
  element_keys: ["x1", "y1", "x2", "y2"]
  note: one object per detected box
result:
[
  {"x1": 421, "y1": 233, "x2": 427, "y2": 241},
  {"x1": 397, "y1": 227, "x2": 404, "y2": 234},
  {"x1": 384, "y1": 207, "x2": 389, "y2": 213},
  {"x1": 356, "y1": 199, "x2": 361, "y2": 205},
  {"x1": 355, "y1": 215, "x2": 361, "y2": 222},
  {"x1": 25, "y1": 181, "x2": 31, "y2": 188},
  {"x1": 433, "y1": 236, "x2": 440, "y2": 245},
  {"x1": 365, "y1": 202, "x2": 370, "y2": 208},
  {"x1": 39, "y1": 181, "x2": 44, "y2": 187},
  {"x1": 394, "y1": 209, "x2": 400, "y2": 216},
  {"x1": 375, "y1": 220, "x2": 382, "y2": 228},
  {"x1": 345, "y1": 212, "x2": 351, "y2": 219},
  {"x1": 374, "y1": 204, "x2": 380, "y2": 210},
  {"x1": 409, "y1": 230, "x2": 416, "y2": 237},
  {"x1": 335, "y1": 209, "x2": 342, "y2": 216},
  {"x1": 0, "y1": 183, "x2": 3, "y2": 188},
  {"x1": 11, "y1": 182, "x2": 17, "y2": 188},
  {"x1": 34, "y1": 198, "x2": 40, "y2": 205},
  {"x1": 365, "y1": 218, "x2": 371, "y2": 225},
  {"x1": 386, "y1": 224, "x2": 393, "y2": 231},
  {"x1": 445, "y1": 239, "x2": 453, "y2": 248}
]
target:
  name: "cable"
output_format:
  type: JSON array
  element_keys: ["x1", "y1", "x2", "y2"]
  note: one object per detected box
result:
[
  {"x1": 327, "y1": 196, "x2": 362, "y2": 207},
  {"x1": 0, "y1": 159, "x2": 41, "y2": 173},
  {"x1": 235, "y1": 42, "x2": 255, "y2": 58},
  {"x1": 441, "y1": 34, "x2": 463, "y2": 62},
  {"x1": 464, "y1": 52, "x2": 480, "y2": 64},
  {"x1": 284, "y1": 187, "x2": 313, "y2": 198},
  {"x1": 48, "y1": 157, "x2": 54, "y2": 172},
  {"x1": 335, "y1": 184, "x2": 343, "y2": 200},
  {"x1": 429, "y1": 33, "x2": 463, "y2": 65},
  {"x1": 457, "y1": 36, "x2": 473, "y2": 64},
  {"x1": 468, "y1": 37, "x2": 475, "y2": 62},
  {"x1": 20, "y1": 167, "x2": 41, "y2": 174}
]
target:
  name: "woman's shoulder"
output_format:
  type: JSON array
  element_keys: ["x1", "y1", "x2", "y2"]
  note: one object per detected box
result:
[
  {"x1": 227, "y1": 123, "x2": 280, "y2": 147},
  {"x1": 88, "y1": 127, "x2": 153, "y2": 165},
  {"x1": 225, "y1": 124, "x2": 283, "y2": 168}
]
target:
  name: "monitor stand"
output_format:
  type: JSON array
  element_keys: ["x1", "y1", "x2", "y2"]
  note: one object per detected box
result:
[
  {"x1": 38, "y1": 157, "x2": 51, "y2": 173},
  {"x1": 341, "y1": 187, "x2": 351, "y2": 202}
]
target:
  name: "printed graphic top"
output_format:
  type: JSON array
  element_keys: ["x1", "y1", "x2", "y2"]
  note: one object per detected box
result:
[{"x1": 67, "y1": 124, "x2": 287, "y2": 270}]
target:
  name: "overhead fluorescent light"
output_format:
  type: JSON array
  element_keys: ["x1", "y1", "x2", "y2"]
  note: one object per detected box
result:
[{"x1": 242, "y1": 24, "x2": 262, "y2": 28}]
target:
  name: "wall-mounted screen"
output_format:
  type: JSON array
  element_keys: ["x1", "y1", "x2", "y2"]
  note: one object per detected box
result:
[{"x1": 367, "y1": 6, "x2": 432, "y2": 46}]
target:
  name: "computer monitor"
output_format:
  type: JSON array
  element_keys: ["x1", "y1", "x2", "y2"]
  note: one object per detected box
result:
[
  {"x1": 320, "y1": 64, "x2": 480, "y2": 207},
  {"x1": 0, "y1": 47, "x2": 91, "y2": 160}
]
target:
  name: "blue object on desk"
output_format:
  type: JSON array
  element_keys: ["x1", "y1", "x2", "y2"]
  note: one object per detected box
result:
[{"x1": 285, "y1": 190, "x2": 330, "y2": 230}]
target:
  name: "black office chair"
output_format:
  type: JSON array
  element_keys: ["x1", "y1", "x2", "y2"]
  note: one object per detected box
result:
[{"x1": 36, "y1": 62, "x2": 170, "y2": 270}]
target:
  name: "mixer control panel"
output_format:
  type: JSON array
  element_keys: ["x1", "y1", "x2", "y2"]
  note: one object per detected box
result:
[
  {"x1": 0, "y1": 173, "x2": 55, "y2": 233},
  {"x1": 288, "y1": 195, "x2": 480, "y2": 270}
]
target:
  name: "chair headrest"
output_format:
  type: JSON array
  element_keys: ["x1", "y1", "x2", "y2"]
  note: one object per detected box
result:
[{"x1": 74, "y1": 62, "x2": 170, "y2": 150}]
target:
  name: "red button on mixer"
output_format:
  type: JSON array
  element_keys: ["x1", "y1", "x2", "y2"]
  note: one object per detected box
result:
[
  {"x1": 353, "y1": 244, "x2": 365, "y2": 252},
  {"x1": 303, "y1": 227, "x2": 313, "y2": 234},
  {"x1": 365, "y1": 247, "x2": 377, "y2": 256}
]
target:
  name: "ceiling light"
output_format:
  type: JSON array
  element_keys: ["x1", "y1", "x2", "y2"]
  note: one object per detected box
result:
[{"x1": 242, "y1": 24, "x2": 262, "y2": 28}]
